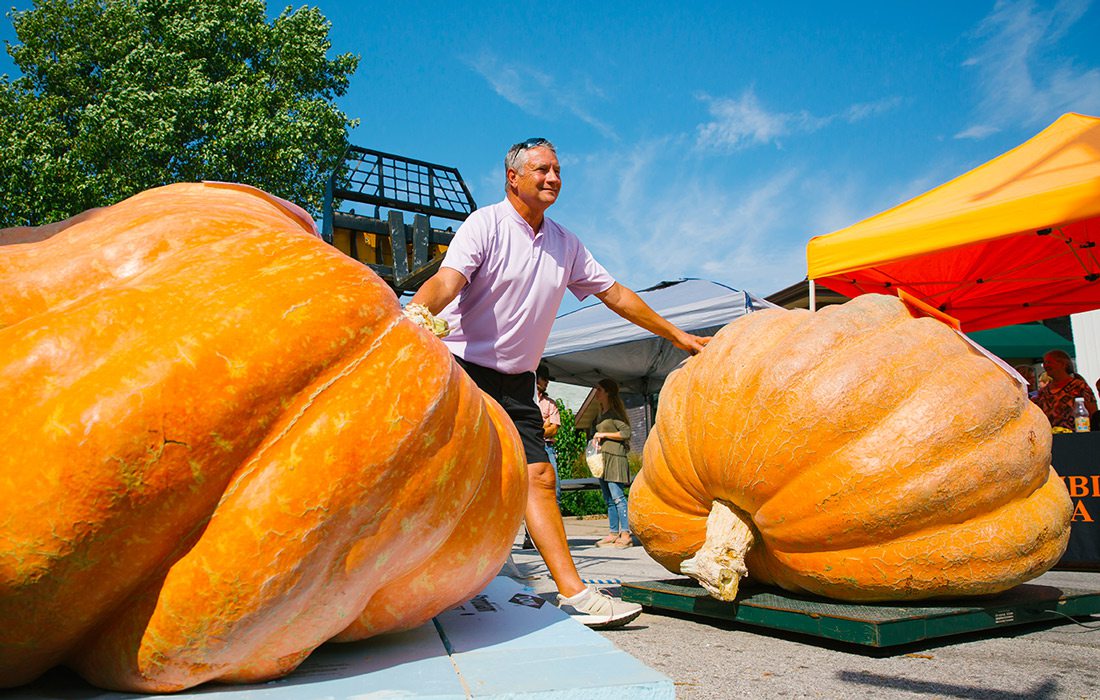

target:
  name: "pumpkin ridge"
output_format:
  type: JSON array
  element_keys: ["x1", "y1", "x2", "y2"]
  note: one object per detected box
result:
[
  {"x1": 1, "y1": 228, "x2": 333, "y2": 337},
  {"x1": 209, "y1": 313, "x2": 404, "y2": 510},
  {"x1": 641, "y1": 386, "x2": 711, "y2": 511},
  {"x1": 320, "y1": 357, "x2": 493, "y2": 566},
  {"x1": 0, "y1": 205, "x2": 101, "y2": 246},
  {"x1": 71, "y1": 326, "x2": 483, "y2": 689},
  {"x1": 661, "y1": 310, "x2": 812, "y2": 507},
  {"x1": 756, "y1": 379, "x2": 1046, "y2": 552},
  {"x1": 0, "y1": 253, "x2": 378, "y2": 682},
  {"x1": 728, "y1": 313, "x2": 977, "y2": 515},
  {"x1": 0, "y1": 184, "x2": 322, "y2": 329},
  {"x1": 335, "y1": 386, "x2": 526, "y2": 642},
  {"x1": 695, "y1": 307, "x2": 917, "y2": 511},
  {"x1": 198, "y1": 183, "x2": 318, "y2": 237},
  {"x1": 765, "y1": 468, "x2": 1072, "y2": 600},
  {"x1": 336, "y1": 463, "x2": 495, "y2": 638},
  {"x1": 88, "y1": 326, "x2": 451, "y2": 662}
]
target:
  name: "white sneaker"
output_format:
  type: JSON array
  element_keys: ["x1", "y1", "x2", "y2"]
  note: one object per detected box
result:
[{"x1": 557, "y1": 585, "x2": 642, "y2": 629}]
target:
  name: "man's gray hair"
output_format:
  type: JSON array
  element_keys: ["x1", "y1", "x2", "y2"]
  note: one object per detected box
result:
[{"x1": 504, "y1": 138, "x2": 557, "y2": 174}]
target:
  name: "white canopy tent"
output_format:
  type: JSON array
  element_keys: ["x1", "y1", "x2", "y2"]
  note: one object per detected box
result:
[{"x1": 542, "y1": 278, "x2": 777, "y2": 396}]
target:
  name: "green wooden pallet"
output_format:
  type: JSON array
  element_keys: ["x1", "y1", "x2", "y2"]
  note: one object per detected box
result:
[{"x1": 621, "y1": 578, "x2": 1100, "y2": 648}]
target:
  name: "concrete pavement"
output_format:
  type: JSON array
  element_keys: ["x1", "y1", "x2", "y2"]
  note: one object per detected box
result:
[{"x1": 510, "y1": 516, "x2": 1100, "y2": 700}]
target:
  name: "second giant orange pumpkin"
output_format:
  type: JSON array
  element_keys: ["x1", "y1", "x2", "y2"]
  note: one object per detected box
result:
[{"x1": 630, "y1": 294, "x2": 1072, "y2": 602}]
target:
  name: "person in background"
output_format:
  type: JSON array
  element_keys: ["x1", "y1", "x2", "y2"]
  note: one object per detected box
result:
[
  {"x1": 521, "y1": 364, "x2": 561, "y2": 549},
  {"x1": 1092, "y1": 377, "x2": 1100, "y2": 432},
  {"x1": 405, "y1": 137, "x2": 709, "y2": 628},
  {"x1": 1032, "y1": 350, "x2": 1096, "y2": 430},
  {"x1": 1039, "y1": 372, "x2": 1052, "y2": 390},
  {"x1": 1015, "y1": 364, "x2": 1038, "y2": 399},
  {"x1": 536, "y1": 364, "x2": 561, "y2": 497},
  {"x1": 591, "y1": 379, "x2": 634, "y2": 549}
]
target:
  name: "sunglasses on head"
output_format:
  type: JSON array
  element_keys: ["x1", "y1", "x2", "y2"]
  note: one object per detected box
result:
[{"x1": 516, "y1": 137, "x2": 549, "y2": 150}]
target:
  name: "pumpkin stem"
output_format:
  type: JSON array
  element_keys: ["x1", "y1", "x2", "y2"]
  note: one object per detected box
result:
[{"x1": 679, "y1": 499, "x2": 754, "y2": 601}]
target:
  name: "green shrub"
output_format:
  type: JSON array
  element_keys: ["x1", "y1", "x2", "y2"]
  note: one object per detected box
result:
[
  {"x1": 552, "y1": 401, "x2": 585, "y2": 477},
  {"x1": 551, "y1": 402, "x2": 642, "y2": 517},
  {"x1": 562, "y1": 490, "x2": 605, "y2": 517},
  {"x1": 553, "y1": 402, "x2": 601, "y2": 516}
]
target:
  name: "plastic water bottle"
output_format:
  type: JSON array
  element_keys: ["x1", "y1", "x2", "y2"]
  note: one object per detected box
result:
[{"x1": 1073, "y1": 397, "x2": 1090, "y2": 432}]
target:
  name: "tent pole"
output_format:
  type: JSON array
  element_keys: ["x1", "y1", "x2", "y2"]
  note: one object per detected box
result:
[{"x1": 809, "y1": 279, "x2": 817, "y2": 311}]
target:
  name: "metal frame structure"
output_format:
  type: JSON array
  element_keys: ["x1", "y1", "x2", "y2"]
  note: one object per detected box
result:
[{"x1": 322, "y1": 147, "x2": 477, "y2": 293}]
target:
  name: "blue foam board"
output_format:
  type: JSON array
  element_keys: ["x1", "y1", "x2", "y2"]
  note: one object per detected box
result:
[
  {"x1": 10, "y1": 623, "x2": 464, "y2": 700},
  {"x1": 437, "y1": 578, "x2": 674, "y2": 699},
  {"x1": 9, "y1": 578, "x2": 673, "y2": 700}
]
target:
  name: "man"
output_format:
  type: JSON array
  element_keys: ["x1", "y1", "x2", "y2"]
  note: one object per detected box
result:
[{"x1": 407, "y1": 138, "x2": 708, "y2": 628}]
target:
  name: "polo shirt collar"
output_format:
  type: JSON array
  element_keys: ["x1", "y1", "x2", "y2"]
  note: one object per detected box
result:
[{"x1": 503, "y1": 198, "x2": 553, "y2": 240}]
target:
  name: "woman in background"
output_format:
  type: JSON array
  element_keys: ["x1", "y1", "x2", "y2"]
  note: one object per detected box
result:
[
  {"x1": 591, "y1": 379, "x2": 634, "y2": 548},
  {"x1": 1033, "y1": 350, "x2": 1096, "y2": 430}
]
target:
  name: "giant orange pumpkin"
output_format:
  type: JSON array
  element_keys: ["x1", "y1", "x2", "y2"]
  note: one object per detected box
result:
[
  {"x1": 0, "y1": 183, "x2": 527, "y2": 691},
  {"x1": 630, "y1": 294, "x2": 1072, "y2": 602}
]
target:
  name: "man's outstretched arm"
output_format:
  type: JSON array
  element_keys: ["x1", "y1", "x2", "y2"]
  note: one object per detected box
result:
[
  {"x1": 403, "y1": 268, "x2": 467, "y2": 337},
  {"x1": 595, "y1": 282, "x2": 711, "y2": 355},
  {"x1": 409, "y1": 268, "x2": 467, "y2": 314}
]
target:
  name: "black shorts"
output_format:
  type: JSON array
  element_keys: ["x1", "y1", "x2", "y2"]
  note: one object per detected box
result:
[{"x1": 454, "y1": 356, "x2": 549, "y2": 465}]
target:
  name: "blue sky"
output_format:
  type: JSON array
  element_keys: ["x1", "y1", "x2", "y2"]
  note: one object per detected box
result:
[{"x1": 3, "y1": 1, "x2": 1099, "y2": 305}]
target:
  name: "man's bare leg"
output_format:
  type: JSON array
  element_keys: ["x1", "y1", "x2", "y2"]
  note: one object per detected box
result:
[{"x1": 524, "y1": 461, "x2": 586, "y2": 597}]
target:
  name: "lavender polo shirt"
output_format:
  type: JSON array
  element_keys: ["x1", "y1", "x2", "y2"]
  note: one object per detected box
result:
[{"x1": 438, "y1": 199, "x2": 615, "y2": 375}]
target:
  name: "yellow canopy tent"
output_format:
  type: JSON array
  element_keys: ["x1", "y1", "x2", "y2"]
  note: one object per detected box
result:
[{"x1": 806, "y1": 113, "x2": 1100, "y2": 332}]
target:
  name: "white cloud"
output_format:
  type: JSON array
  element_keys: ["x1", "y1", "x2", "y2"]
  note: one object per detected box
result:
[
  {"x1": 695, "y1": 89, "x2": 795, "y2": 151},
  {"x1": 955, "y1": 124, "x2": 1001, "y2": 140},
  {"x1": 552, "y1": 139, "x2": 881, "y2": 297},
  {"x1": 843, "y1": 97, "x2": 905, "y2": 122},
  {"x1": 957, "y1": 0, "x2": 1100, "y2": 138},
  {"x1": 695, "y1": 89, "x2": 902, "y2": 152},
  {"x1": 466, "y1": 52, "x2": 618, "y2": 141}
]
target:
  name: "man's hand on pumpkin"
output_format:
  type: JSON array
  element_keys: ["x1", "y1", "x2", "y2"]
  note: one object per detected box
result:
[
  {"x1": 402, "y1": 303, "x2": 450, "y2": 338},
  {"x1": 675, "y1": 331, "x2": 711, "y2": 355}
]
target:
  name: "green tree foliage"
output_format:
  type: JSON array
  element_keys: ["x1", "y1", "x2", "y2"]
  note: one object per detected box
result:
[
  {"x1": 0, "y1": 0, "x2": 359, "y2": 226},
  {"x1": 553, "y1": 401, "x2": 605, "y2": 517},
  {"x1": 553, "y1": 400, "x2": 585, "y2": 482}
]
